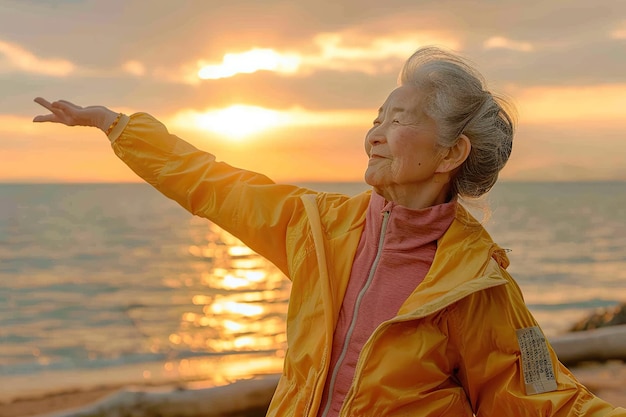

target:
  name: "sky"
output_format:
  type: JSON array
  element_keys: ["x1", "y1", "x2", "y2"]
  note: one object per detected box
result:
[{"x1": 1, "y1": 0, "x2": 625, "y2": 183}]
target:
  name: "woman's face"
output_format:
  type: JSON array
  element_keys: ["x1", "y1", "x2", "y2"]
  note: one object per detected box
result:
[{"x1": 364, "y1": 84, "x2": 447, "y2": 204}]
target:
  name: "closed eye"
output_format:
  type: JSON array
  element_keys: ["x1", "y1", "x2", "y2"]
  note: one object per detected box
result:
[{"x1": 372, "y1": 118, "x2": 402, "y2": 126}]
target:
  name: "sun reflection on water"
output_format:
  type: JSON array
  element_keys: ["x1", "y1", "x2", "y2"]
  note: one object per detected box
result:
[
  {"x1": 166, "y1": 225, "x2": 291, "y2": 360},
  {"x1": 210, "y1": 300, "x2": 265, "y2": 316}
]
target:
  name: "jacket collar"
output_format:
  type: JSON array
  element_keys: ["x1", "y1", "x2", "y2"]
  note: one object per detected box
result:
[
  {"x1": 398, "y1": 204, "x2": 510, "y2": 317},
  {"x1": 366, "y1": 191, "x2": 456, "y2": 252},
  {"x1": 301, "y1": 192, "x2": 510, "y2": 320}
]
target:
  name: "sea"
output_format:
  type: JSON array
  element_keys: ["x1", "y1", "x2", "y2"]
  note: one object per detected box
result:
[{"x1": 1, "y1": 181, "x2": 625, "y2": 402}]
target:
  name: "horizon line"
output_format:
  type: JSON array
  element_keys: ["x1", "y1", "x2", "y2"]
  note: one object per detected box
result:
[{"x1": 1, "y1": 179, "x2": 625, "y2": 185}]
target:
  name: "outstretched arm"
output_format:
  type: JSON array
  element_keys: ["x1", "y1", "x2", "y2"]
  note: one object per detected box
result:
[
  {"x1": 32, "y1": 98, "x2": 314, "y2": 276},
  {"x1": 33, "y1": 97, "x2": 119, "y2": 133}
]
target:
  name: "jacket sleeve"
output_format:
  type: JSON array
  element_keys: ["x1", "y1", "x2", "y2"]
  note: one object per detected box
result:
[
  {"x1": 110, "y1": 112, "x2": 315, "y2": 276},
  {"x1": 449, "y1": 265, "x2": 626, "y2": 416}
]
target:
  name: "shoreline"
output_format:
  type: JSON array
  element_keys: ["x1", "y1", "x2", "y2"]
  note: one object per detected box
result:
[
  {"x1": 2, "y1": 361, "x2": 625, "y2": 417},
  {"x1": 0, "y1": 353, "x2": 284, "y2": 417}
]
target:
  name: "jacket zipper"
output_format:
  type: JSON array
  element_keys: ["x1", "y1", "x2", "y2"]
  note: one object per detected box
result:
[
  {"x1": 318, "y1": 210, "x2": 391, "y2": 417},
  {"x1": 338, "y1": 276, "x2": 508, "y2": 415}
]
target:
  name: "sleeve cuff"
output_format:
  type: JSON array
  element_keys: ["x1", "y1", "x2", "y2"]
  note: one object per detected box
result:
[{"x1": 107, "y1": 114, "x2": 131, "y2": 144}]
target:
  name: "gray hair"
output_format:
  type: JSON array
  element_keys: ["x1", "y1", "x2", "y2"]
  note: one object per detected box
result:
[{"x1": 399, "y1": 46, "x2": 516, "y2": 198}]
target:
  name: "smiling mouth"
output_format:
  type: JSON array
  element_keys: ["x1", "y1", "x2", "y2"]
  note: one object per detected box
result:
[{"x1": 368, "y1": 155, "x2": 385, "y2": 165}]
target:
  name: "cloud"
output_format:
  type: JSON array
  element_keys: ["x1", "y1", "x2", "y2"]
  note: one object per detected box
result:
[
  {"x1": 0, "y1": 38, "x2": 191, "y2": 85},
  {"x1": 198, "y1": 49, "x2": 300, "y2": 80},
  {"x1": 611, "y1": 21, "x2": 626, "y2": 39},
  {"x1": 512, "y1": 84, "x2": 626, "y2": 123},
  {"x1": 613, "y1": 30, "x2": 626, "y2": 39},
  {"x1": 122, "y1": 60, "x2": 146, "y2": 77},
  {"x1": 0, "y1": 39, "x2": 75, "y2": 76},
  {"x1": 0, "y1": 39, "x2": 151, "y2": 81},
  {"x1": 483, "y1": 36, "x2": 534, "y2": 52},
  {"x1": 302, "y1": 30, "x2": 461, "y2": 74},
  {"x1": 194, "y1": 30, "x2": 461, "y2": 81}
]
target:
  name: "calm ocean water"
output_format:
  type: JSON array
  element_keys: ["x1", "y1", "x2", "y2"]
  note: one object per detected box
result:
[{"x1": 1, "y1": 181, "x2": 625, "y2": 400}]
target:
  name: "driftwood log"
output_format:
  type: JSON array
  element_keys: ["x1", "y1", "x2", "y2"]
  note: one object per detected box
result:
[
  {"x1": 31, "y1": 375, "x2": 280, "y2": 417},
  {"x1": 550, "y1": 324, "x2": 626, "y2": 365},
  {"x1": 553, "y1": 303, "x2": 626, "y2": 365}
]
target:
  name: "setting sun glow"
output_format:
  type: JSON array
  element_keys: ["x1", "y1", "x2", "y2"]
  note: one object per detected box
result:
[
  {"x1": 170, "y1": 106, "x2": 370, "y2": 141},
  {"x1": 189, "y1": 105, "x2": 283, "y2": 139}
]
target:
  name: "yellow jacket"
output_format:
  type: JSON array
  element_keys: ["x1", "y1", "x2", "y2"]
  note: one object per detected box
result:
[{"x1": 110, "y1": 113, "x2": 625, "y2": 416}]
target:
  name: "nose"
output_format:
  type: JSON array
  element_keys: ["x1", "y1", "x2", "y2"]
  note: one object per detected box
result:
[{"x1": 366, "y1": 124, "x2": 387, "y2": 147}]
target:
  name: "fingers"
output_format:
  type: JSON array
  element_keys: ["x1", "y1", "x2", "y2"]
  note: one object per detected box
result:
[
  {"x1": 32, "y1": 97, "x2": 93, "y2": 126},
  {"x1": 33, "y1": 114, "x2": 60, "y2": 123},
  {"x1": 57, "y1": 100, "x2": 81, "y2": 110},
  {"x1": 33, "y1": 97, "x2": 69, "y2": 123},
  {"x1": 33, "y1": 97, "x2": 68, "y2": 116},
  {"x1": 34, "y1": 97, "x2": 53, "y2": 111},
  {"x1": 34, "y1": 97, "x2": 78, "y2": 114}
]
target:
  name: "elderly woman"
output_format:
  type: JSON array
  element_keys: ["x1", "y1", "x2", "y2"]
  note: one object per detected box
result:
[{"x1": 34, "y1": 47, "x2": 625, "y2": 416}]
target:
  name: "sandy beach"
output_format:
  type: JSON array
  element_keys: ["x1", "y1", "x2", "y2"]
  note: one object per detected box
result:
[
  {"x1": 2, "y1": 362, "x2": 625, "y2": 417},
  {"x1": 568, "y1": 361, "x2": 626, "y2": 409},
  {"x1": 0, "y1": 387, "x2": 119, "y2": 417}
]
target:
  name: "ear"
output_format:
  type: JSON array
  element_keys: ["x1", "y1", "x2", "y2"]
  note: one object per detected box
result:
[{"x1": 436, "y1": 134, "x2": 471, "y2": 174}]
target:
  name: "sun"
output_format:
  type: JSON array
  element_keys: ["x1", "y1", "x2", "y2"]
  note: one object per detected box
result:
[
  {"x1": 170, "y1": 105, "x2": 373, "y2": 141},
  {"x1": 193, "y1": 105, "x2": 285, "y2": 140}
]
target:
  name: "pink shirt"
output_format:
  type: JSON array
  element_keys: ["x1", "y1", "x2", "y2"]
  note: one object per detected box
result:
[{"x1": 317, "y1": 192, "x2": 457, "y2": 417}]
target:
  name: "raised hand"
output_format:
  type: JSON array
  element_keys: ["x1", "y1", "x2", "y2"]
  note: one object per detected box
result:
[{"x1": 33, "y1": 98, "x2": 118, "y2": 132}]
